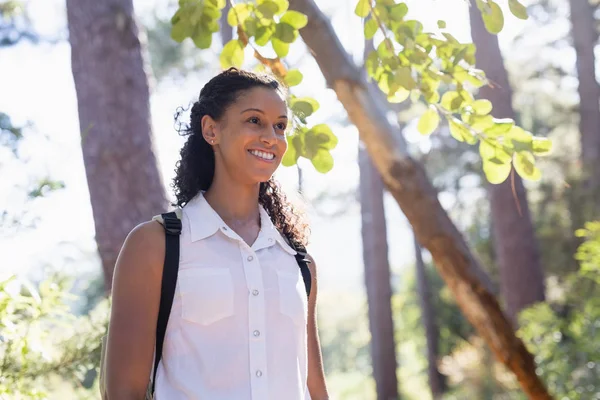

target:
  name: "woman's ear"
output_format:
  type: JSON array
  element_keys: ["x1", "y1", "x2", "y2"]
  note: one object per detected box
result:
[{"x1": 201, "y1": 115, "x2": 218, "y2": 145}]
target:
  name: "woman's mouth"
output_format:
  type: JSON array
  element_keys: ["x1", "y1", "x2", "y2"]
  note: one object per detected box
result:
[{"x1": 248, "y1": 149, "x2": 276, "y2": 162}]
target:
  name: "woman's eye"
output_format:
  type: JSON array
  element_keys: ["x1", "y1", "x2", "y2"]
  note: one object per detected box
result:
[
  {"x1": 275, "y1": 123, "x2": 286, "y2": 131},
  {"x1": 249, "y1": 117, "x2": 260, "y2": 124}
]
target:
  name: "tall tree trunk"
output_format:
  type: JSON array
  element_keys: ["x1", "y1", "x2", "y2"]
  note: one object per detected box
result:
[
  {"x1": 288, "y1": 0, "x2": 551, "y2": 397},
  {"x1": 67, "y1": 0, "x2": 167, "y2": 292},
  {"x1": 360, "y1": 37, "x2": 399, "y2": 400},
  {"x1": 569, "y1": 0, "x2": 600, "y2": 210},
  {"x1": 468, "y1": 5, "x2": 545, "y2": 326},
  {"x1": 414, "y1": 237, "x2": 446, "y2": 399},
  {"x1": 220, "y1": 2, "x2": 233, "y2": 44}
]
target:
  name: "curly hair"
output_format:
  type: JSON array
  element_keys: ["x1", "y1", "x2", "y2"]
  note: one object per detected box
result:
[{"x1": 172, "y1": 68, "x2": 309, "y2": 248}]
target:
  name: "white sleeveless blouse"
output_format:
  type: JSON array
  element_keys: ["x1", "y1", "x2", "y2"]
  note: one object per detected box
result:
[{"x1": 154, "y1": 193, "x2": 311, "y2": 400}]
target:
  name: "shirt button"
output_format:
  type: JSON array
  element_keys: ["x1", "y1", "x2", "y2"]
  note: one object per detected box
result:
[
  {"x1": 268, "y1": 238, "x2": 273, "y2": 243},
  {"x1": 247, "y1": 255, "x2": 254, "y2": 261},
  {"x1": 222, "y1": 226, "x2": 228, "y2": 231},
  {"x1": 252, "y1": 289, "x2": 259, "y2": 296},
  {"x1": 253, "y1": 330, "x2": 260, "y2": 337},
  {"x1": 256, "y1": 370, "x2": 263, "y2": 377}
]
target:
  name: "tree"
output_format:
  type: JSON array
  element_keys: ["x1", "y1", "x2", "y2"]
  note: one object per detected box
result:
[
  {"x1": 358, "y1": 36, "x2": 399, "y2": 400},
  {"x1": 468, "y1": 1, "x2": 546, "y2": 325},
  {"x1": 171, "y1": 0, "x2": 552, "y2": 397},
  {"x1": 414, "y1": 238, "x2": 446, "y2": 399},
  {"x1": 568, "y1": 0, "x2": 600, "y2": 209},
  {"x1": 66, "y1": 0, "x2": 167, "y2": 291},
  {"x1": 359, "y1": 146, "x2": 399, "y2": 399}
]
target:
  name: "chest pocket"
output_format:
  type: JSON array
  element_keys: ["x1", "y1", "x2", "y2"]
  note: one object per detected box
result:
[
  {"x1": 179, "y1": 268, "x2": 234, "y2": 326},
  {"x1": 277, "y1": 270, "x2": 307, "y2": 326}
]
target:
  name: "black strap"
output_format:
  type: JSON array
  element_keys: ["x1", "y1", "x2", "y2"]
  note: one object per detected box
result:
[
  {"x1": 150, "y1": 212, "x2": 181, "y2": 394},
  {"x1": 293, "y1": 245, "x2": 312, "y2": 298}
]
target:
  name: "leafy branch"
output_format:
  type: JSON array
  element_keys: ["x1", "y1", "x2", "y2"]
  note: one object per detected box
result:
[
  {"x1": 169, "y1": 0, "x2": 550, "y2": 183},
  {"x1": 170, "y1": 0, "x2": 338, "y2": 173}
]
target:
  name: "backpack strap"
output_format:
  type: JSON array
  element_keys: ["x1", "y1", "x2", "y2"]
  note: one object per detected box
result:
[
  {"x1": 293, "y1": 244, "x2": 312, "y2": 298},
  {"x1": 150, "y1": 211, "x2": 182, "y2": 395}
]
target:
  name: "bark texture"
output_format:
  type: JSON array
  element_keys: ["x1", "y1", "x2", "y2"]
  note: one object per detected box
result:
[
  {"x1": 468, "y1": 4, "x2": 546, "y2": 325},
  {"x1": 359, "y1": 145, "x2": 399, "y2": 400},
  {"x1": 67, "y1": 0, "x2": 167, "y2": 291},
  {"x1": 414, "y1": 238, "x2": 446, "y2": 399}
]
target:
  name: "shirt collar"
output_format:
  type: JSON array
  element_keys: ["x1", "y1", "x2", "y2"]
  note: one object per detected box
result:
[
  {"x1": 183, "y1": 192, "x2": 298, "y2": 256},
  {"x1": 183, "y1": 192, "x2": 223, "y2": 242}
]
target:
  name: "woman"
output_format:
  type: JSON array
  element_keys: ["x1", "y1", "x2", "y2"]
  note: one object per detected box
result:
[{"x1": 105, "y1": 68, "x2": 329, "y2": 399}]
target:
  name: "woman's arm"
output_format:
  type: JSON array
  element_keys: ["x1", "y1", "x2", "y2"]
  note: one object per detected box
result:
[
  {"x1": 105, "y1": 221, "x2": 165, "y2": 399},
  {"x1": 306, "y1": 254, "x2": 329, "y2": 400}
]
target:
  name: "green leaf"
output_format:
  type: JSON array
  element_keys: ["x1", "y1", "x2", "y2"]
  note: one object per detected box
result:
[
  {"x1": 479, "y1": 139, "x2": 511, "y2": 163},
  {"x1": 284, "y1": 69, "x2": 303, "y2": 87},
  {"x1": 483, "y1": 158, "x2": 511, "y2": 184},
  {"x1": 257, "y1": 1, "x2": 279, "y2": 18},
  {"x1": 171, "y1": 19, "x2": 193, "y2": 42},
  {"x1": 508, "y1": 0, "x2": 528, "y2": 20},
  {"x1": 514, "y1": 151, "x2": 541, "y2": 181},
  {"x1": 308, "y1": 124, "x2": 338, "y2": 150},
  {"x1": 192, "y1": 28, "x2": 212, "y2": 49},
  {"x1": 311, "y1": 148, "x2": 334, "y2": 173},
  {"x1": 202, "y1": 4, "x2": 221, "y2": 20},
  {"x1": 395, "y1": 67, "x2": 417, "y2": 90},
  {"x1": 364, "y1": 18, "x2": 378, "y2": 39},
  {"x1": 389, "y1": 3, "x2": 408, "y2": 20},
  {"x1": 244, "y1": 18, "x2": 259, "y2": 36},
  {"x1": 470, "y1": 114, "x2": 494, "y2": 131},
  {"x1": 472, "y1": 99, "x2": 493, "y2": 115},
  {"x1": 271, "y1": 37, "x2": 289, "y2": 57},
  {"x1": 506, "y1": 126, "x2": 533, "y2": 152},
  {"x1": 206, "y1": 0, "x2": 226, "y2": 8},
  {"x1": 532, "y1": 137, "x2": 552, "y2": 156},
  {"x1": 271, "y1": 0, "x2": 290, "y2": 14},
  {"x1": 388, "y1": 87, "x2": 410, "y2": 103},
  {"x1": 480, "y1": 0, "x2": 504, "y2": 34},
  {"x1": 441, "y1": 91, "x2": 462, "y2": 112},
  {"x1": 282, "y1": 135, "x2": 299, "y2": 166},
  {"x1": 484, "y1": 118, "x2": 514, "y2": 136},
  {"x1": 355, "y1": 0, "x2": 371, "y2": 18},
  {"x1": 448, "y1": 117, "x2": 477, "y2": 144},
  {"x1": 291, "y1": 97, "x2": 320, "y2": 118},
  {"x1": 417, "y1": 107, "x2": 440, "y2": 135},
  {"x1": 437, "y1": 20, "x2": 446, "y2": 29},
  {"x1": 280, "y1": 10, "x2": 307, "y2": 29},
  {"x1": 255, "y1": 25, "x2": 273, "y2": 46},
  {"x1": 227, "y1": 3, "x2": 252, "y2": 27},
  {"x1": 220, "y1": 39, "x2": 245, "y2": 69},
  {"x1": 365, "y1": 50, "x2": 380, "y2": 77},
  {"x1": 274, "y1": 22, "x2": 297, "y2": 43}
]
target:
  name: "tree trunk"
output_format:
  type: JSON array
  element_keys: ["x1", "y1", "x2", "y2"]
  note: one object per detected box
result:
[
  {"x1": 67, "y1": 0, "x2": 167, "y2": 292},
  {"x1": 414, "y1": 237, "x2": 446, "y2": 399},
  {"x1": 359, "y1": 144, "x2": 399, "y2": 400},
  {"x1": 469, "y1": 5, "x2": 546, "y2": 326},
  {"x1": 569, "y1": 0, "x2": 600, "y2": 207},
  {"x1": 359, "y1": 37, "x2": 399, "y2": 400},
  {"x1": 220, "y1": 2, "x2": 233, "y2": 44},
  {"x1": 288, "y1": 0, "x2": 551, "y2": 397}
]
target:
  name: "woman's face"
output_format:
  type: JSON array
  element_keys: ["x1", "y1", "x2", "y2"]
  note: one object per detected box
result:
[{"x1": 205, "y1": 86, "x2": 289, "y2": 185}]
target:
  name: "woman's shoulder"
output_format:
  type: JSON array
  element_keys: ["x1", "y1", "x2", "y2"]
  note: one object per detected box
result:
[{"x1": 116, "y1": 220, "x2": 166, "y2": 278}]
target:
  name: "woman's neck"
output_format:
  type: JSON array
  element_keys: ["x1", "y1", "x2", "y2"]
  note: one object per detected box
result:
[{"x1": 203, "y1": 176, "x2": 261, "y2": 227}]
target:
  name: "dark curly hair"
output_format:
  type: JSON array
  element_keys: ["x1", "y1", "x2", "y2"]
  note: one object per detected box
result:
[{"x1": 172, "y1": 67, "x2": 309, "y2": 247}]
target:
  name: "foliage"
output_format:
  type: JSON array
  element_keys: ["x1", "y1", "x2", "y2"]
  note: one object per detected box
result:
[
  {"x1": 0, "y1": 1, "x2": 38, "y2": 47},
  {"x1": 169, "y1": 0, "x2": 552, "y2": 184},
  {"x1": 0, "y1": 275, "x2": 108, "y2": 399},
  {"x1": 518, "y1": 221, "x2": 600, "y2": 400}
]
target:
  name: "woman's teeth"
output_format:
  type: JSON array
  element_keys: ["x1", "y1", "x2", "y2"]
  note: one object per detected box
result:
[{"x1": 249, "y1": 150, "x2": 274, "y2": 160}]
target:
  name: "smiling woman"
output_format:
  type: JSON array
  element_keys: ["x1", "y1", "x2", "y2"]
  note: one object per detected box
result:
[{"x1": 103, "y1": 68, "x2": 329, "y2": 400}]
